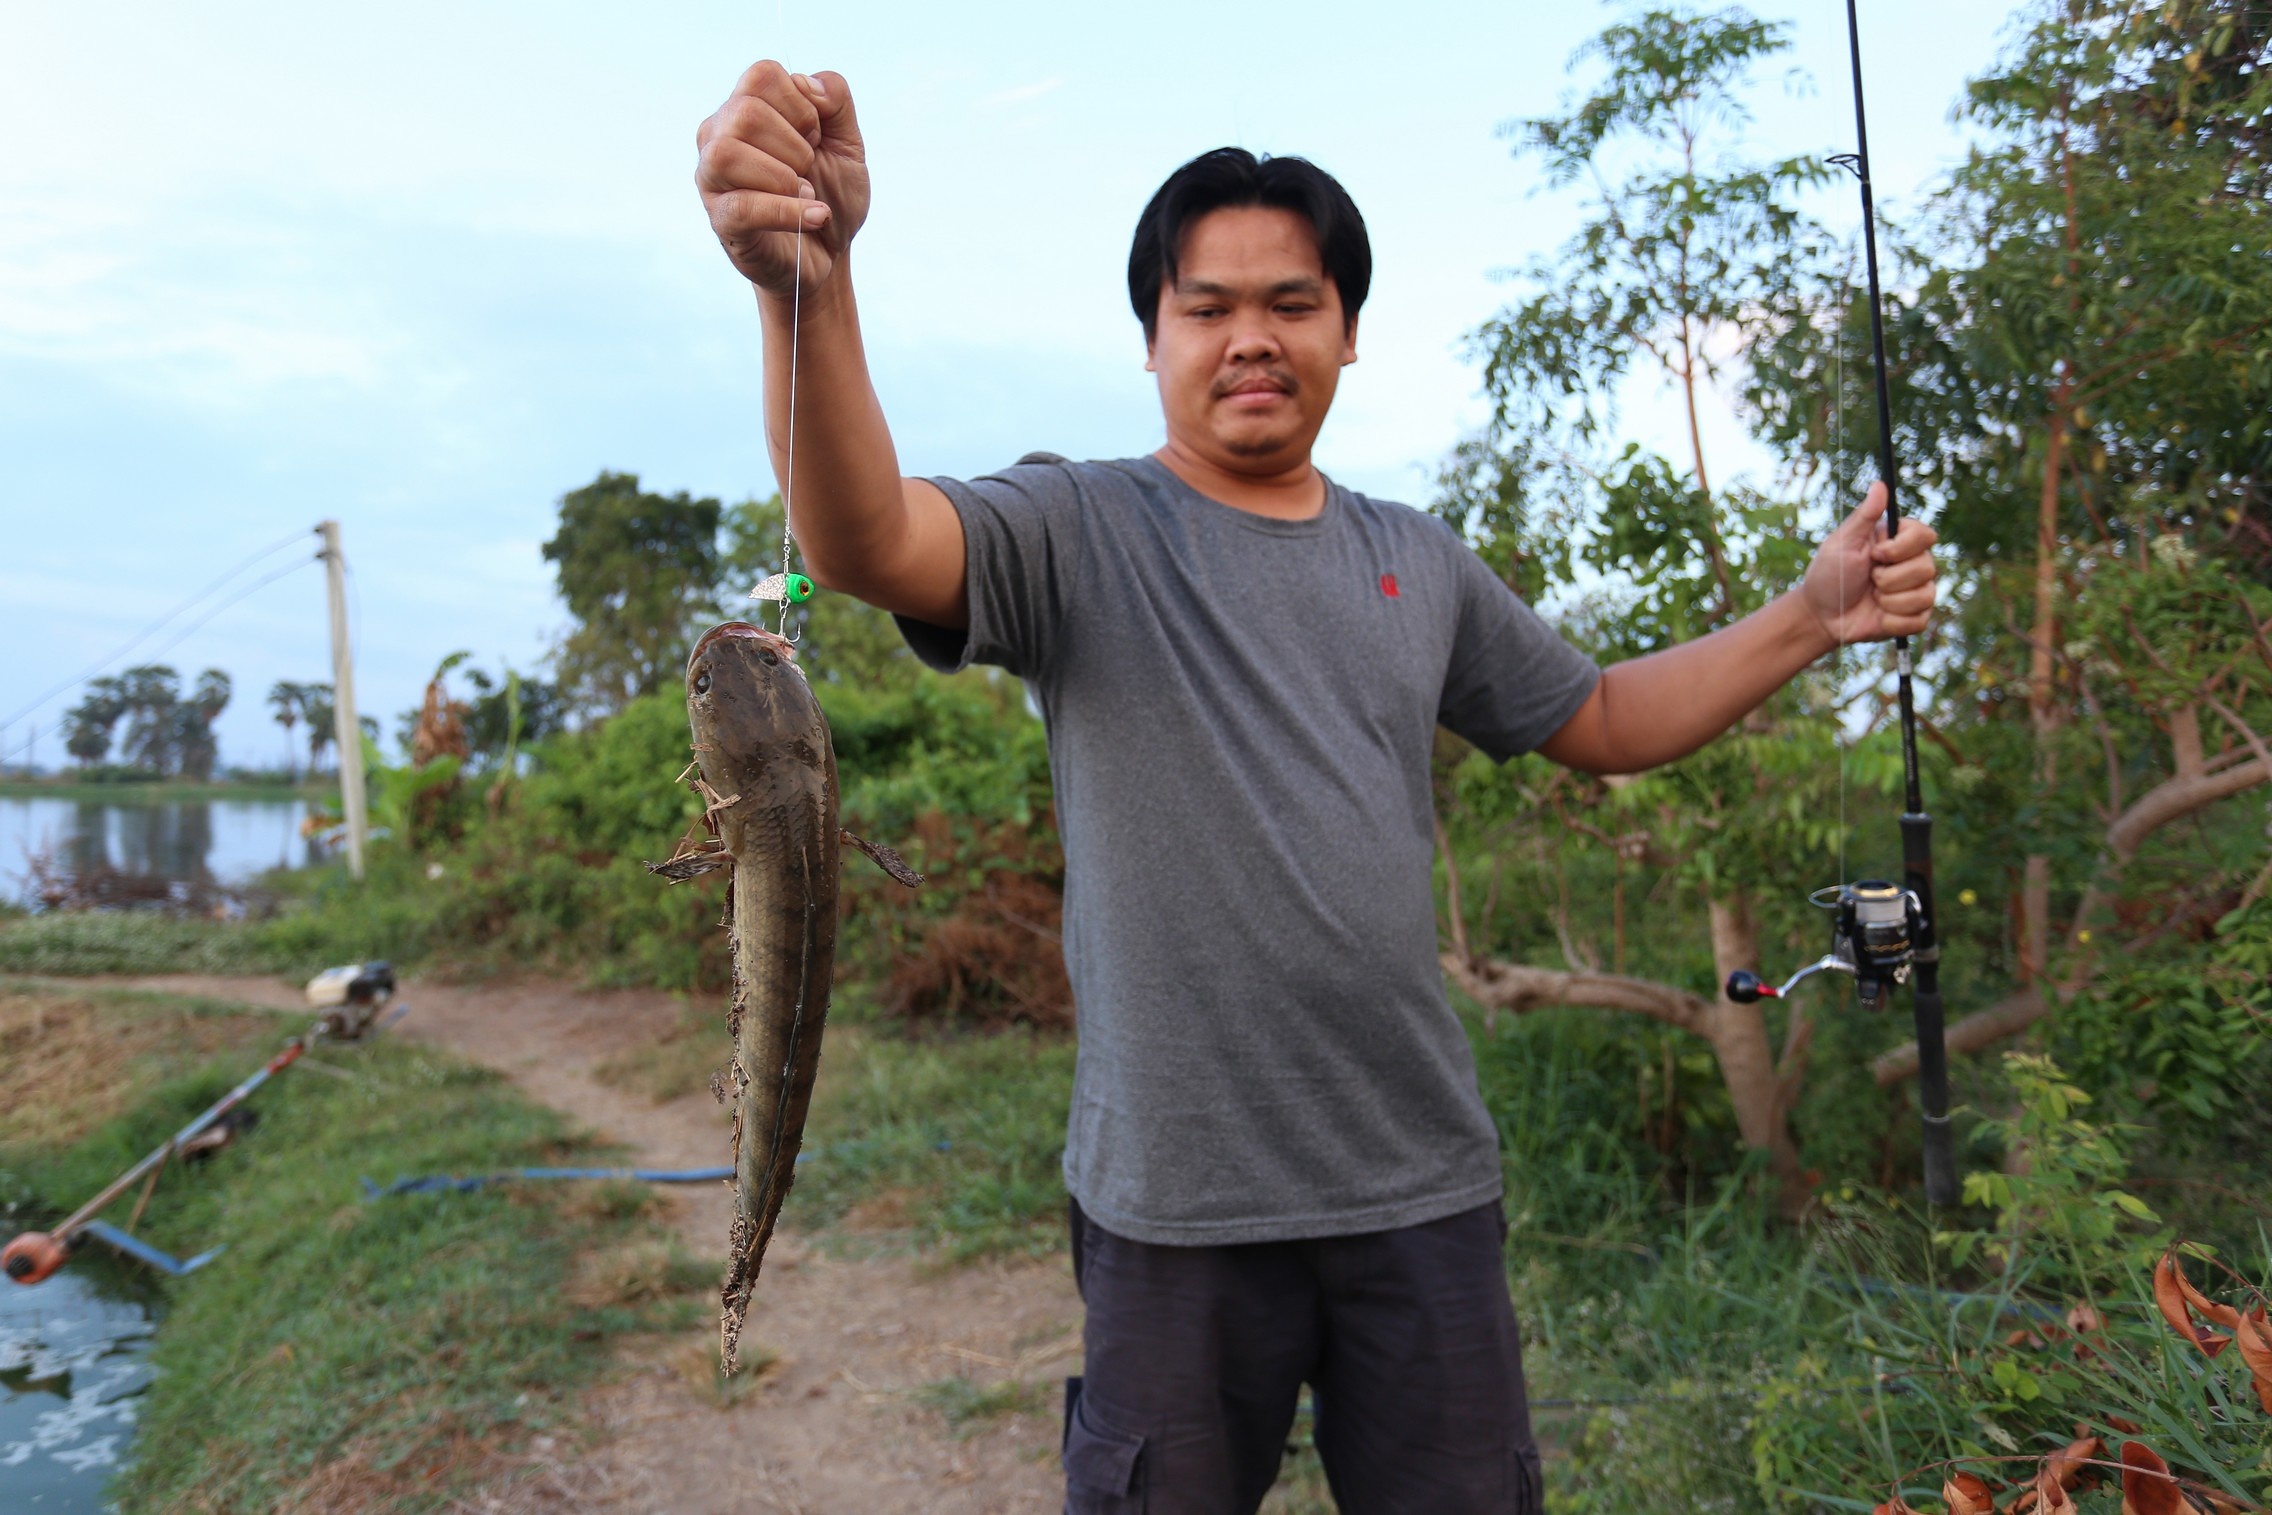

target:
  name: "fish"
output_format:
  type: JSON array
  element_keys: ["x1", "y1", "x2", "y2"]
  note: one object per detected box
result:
[{"x1": 649, "y1": 621, "x2": 921, "y2": 1370}]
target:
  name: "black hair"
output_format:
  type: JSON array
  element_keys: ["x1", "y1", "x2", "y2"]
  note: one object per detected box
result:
[{"x1": 1126, "y1": 147, "x2": 1371, "y2": 343}]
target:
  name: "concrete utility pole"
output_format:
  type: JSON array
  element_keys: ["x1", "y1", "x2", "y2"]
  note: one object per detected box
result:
[{"x1": 317, "y1": 521, "x2": 368, "y2": 880}]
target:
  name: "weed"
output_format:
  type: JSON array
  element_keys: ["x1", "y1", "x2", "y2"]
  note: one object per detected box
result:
[
  {"x1": 794, "y1": 1024, "x2": 1075, "y2": 1260},
  {"x1": 669, "y1": 1338, "x2": 781, "y2": 1408},
  {"x1": 912, "y1": 1374, "x2": 1049, "y2": 1436}
]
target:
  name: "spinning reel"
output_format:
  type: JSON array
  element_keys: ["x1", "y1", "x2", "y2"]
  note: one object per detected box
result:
[{"x1": 1724, "y1": 879, "x2": 1929, "y2": 1009}]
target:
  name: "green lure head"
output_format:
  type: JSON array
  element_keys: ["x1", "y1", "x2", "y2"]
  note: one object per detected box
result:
[{"x1": 784, "y1": 573, "x2": 815, "y2": 604}]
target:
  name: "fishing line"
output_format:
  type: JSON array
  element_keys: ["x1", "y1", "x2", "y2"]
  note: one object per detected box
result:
[
  {"x1": 2, "y1": 525, "x2": 316, "y2": 729},
  {"x1": 782, "y1": 204, "x2": 803, "y2": 640}
]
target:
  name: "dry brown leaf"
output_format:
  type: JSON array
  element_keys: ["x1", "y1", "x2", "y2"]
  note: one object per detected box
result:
[
  {"x1": 2032, "y1": 1463, "x2": 2076, "y2": 1513},
  {"x1": 2155, "y1": 1253, "x2": 2234, "y2": 1358},
  {"x1": 1946, "y1": 1470, "x2": 1999, "y2": 1515},
  {"x1": 2046, "y1": 1435, "x2": 2103, "y2": 1492},
  {"x1": 2119, "y1": 1440, "x2": 2185, "y2": 1515},
  {"x1": 2175, "y1": 1256, "x2": 2244, "y2": 1331},
  {"x1": 2067, "y1": 1304, "x2": 2103, "y2": 1335},
  {"x1": 2220, "y1": 1305, "x2": 2272, "y2": 1418},
  {"x1": 1872, "y1": 1501, "x2": 1919, "y2": 1515}
]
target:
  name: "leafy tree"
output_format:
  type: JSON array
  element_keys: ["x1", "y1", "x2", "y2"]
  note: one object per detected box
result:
[
  {"x1": 301, "y1": 684, "x2": 336, "y2": 773},
  {"x1": 1802, "y1": 0, "x2": 2272, "y2": 1083},
  {"x1": 715, "y1": 493, "x2": 924, "y2": 691},
  {"x1": 460, "y1": 667, "x2": 565, "y2": 769},
  {"x1": 175, "y1": 668, "x2": 230, "y2": 781},
  {"x1": 1436, "y1": 6, "x2": 1849, "y2": 1211},
  {"x1": 1439, "y1": 0, "x2": 2272, "y2": 1208},
  {"x1": 543, "y1": 471, "x2": 724, "y2": 713},
  {"x1": 115, "y1": 665, "x2": 182, "y2": 774},
  {"x1": 268, "y1": 680, "x2": 311, "y2": 779},
  {"x1": 62, "y1": 676, "x2": 126, "y2": 766}
]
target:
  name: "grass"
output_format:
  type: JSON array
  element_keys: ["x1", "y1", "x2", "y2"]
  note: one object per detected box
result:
[
  {"x1": 0, "y1": 911, "x2": 293, "y2": 977},
  {"x1": 0, "y1": 779, "x2": 319, "y2": 802},
  {"x1": 0, "y1": 977, "x2": 706, "y2": 1514},
  {"x1": 591, "y1": 996, "x2": 1078, "y2": 1263},
  {"x1": 910, "y1": 1373, "x2": 1051, "y2": 1437}
]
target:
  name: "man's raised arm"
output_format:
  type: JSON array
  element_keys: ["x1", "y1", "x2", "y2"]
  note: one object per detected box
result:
[
  {"x1": 696, "y1": 62, "x2": 968, "y2": 628},
  {"x1": 1537, "y1": 483, "x2": 1940, "y2": 776}
]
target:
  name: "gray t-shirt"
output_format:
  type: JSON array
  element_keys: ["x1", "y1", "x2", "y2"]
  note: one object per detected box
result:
[{"x1": 897, "y1": 454, "x2": 1599, "y2": 1245}]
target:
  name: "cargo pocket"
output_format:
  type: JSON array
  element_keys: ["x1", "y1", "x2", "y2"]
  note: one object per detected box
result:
[
  {"x1": 1511, "y1": 1442, "x2": 1545, "y2": 1514},
  {"x1": 1063, "y1": 1390, "x2": 1146, "y2": 1514}
]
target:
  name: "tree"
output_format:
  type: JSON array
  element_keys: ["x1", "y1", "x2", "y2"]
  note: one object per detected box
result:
[
  {"x1": 543, "y1": 471, "x2": 724, "y2": 713},
  {"x1": 268, "y1": 680, "x2": 307, "y2": 779},
  {"x1": 301, "y1": 684, "x2": 336, "y2": 773},
  {"x1": 61, "y1": 676, "x2": 126, "y2": 766},
  {"x1": 175, "y1": 668, "x2": 230, "y2": 780},
  {"x1": 114, "y1": 665, "x2": 181, "y2": 774},
  {"x1": 715, "y1": 491, "x2": 922, "y2": 690},
  {"x1": 1441, "y1": 1, "x2": 2272, "y2": 1208},
  {"x1": 1777, "y1": 0, "x2": 2272, "y2": 1082},
  {"x1": 1435, "y1": 7, "x2": 1846, "y2": 1212}
]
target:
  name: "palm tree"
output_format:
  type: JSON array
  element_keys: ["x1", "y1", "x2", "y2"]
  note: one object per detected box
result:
[
  {"x1": 301, "y1": 684, "x2": 336, "y2": 773},
  {"x1": 268, "y1": 680, "x2": 305, "y2": 780},
  {"x1": 176, "y1": 668, "x2": 231, "y2": 780}
]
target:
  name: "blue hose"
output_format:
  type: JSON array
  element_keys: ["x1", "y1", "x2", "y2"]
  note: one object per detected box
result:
[{"x1": 360, "y1": 1166, "x2": 737, "y2": 1199}]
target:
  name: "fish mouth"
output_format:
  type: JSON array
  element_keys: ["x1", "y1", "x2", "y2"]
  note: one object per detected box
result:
[{"x1": 690, "y1": 621, "x2": 800, "y2": 669}]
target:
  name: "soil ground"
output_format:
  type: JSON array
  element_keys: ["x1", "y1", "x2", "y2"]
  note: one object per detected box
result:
[{"x1": 118, "y1": 974, "x2": 1081, "y2": 1514}]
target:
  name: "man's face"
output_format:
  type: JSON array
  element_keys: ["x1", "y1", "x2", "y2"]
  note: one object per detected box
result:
[{"x1": 1147, "y1": 205, "x2": 1357, "y2": 475}]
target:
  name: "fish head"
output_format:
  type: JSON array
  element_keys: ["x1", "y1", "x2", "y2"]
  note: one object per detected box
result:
[{"x1": 685, "y1": 622, "x2": 834, "y2": 834}]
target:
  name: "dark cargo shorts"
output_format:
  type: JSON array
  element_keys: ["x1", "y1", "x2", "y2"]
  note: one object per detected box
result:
[{"x1": 1061, "y1": 1197, "x2": 1543, "y2": 1514}]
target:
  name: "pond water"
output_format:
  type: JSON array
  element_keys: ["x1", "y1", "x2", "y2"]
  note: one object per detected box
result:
[
  {"x1": 0, "y1": 795, "x2": 318, "y2": 908},
  {"x1": 0, "y1": 1252, "x2": 159, "y2": 1511}
]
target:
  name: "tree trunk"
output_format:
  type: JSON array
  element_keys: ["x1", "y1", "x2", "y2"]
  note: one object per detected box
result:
[
  {"x1": 2019, "y1": 405, "x2": 2066, "y2": 986},
  {"x1": 1702, "y1": 891, "x2": 1810, "y2": 1217}
]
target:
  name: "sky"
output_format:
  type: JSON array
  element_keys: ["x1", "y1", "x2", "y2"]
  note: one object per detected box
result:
[{"x1": 0, "y1": 0, "x2": 2024, "y2": 773}]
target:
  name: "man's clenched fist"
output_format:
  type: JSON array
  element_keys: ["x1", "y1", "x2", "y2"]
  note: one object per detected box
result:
[{"x1": 696, "y1": 62, "x2": 868, "y2": 298}]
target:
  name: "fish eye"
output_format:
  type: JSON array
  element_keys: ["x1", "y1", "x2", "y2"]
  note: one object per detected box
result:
[
  {"x1": 760, "y1": 650, "x2": 779, "y2": 667},
  {"x1": 693, "y1": 670, "x2": 712, "y2": 694}
]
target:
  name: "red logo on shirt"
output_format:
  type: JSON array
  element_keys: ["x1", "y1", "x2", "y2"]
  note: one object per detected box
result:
[{"x1": 1379, "y1": 573, "x2": 1400, "y2": 598}]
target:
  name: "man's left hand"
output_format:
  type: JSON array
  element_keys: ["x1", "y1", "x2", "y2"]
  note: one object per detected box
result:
[{"x1": 1800, "y1": 482, "x2": 1940, "y2": 646}]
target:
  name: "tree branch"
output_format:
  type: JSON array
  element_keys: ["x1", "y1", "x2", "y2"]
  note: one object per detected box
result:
[
  {"x1": 1876, "y1": 749, "x2": 2272, "y2": 1083},
  {"x1": 1443, "y1": 953, "x2": 1707, "y2": 1036}
]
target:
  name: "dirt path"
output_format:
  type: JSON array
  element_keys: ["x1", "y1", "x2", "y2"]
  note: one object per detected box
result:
[{"x1": 123, "y1": 974, "x2": 1079, "y2": 1514}]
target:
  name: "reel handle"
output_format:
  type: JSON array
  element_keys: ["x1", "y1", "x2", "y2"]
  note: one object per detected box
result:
[
  {"x1": 3, "y1": 1231, "x2": 67, "y2": 1286},
  {"x1": 1724, "y1": 970, "x2": 1778, "y2": 1003}
]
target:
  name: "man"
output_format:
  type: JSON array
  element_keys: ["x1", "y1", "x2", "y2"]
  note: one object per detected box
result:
[{"x1": 695, "y1": 62, "x2": 1936, "y2": 1515}]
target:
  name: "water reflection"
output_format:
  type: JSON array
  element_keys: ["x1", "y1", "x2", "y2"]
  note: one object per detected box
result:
[
  {"x1": 0, "y1": 1255, "x2": 159, "y2": 1511},
  {"x1": 0, "y1": 796, "x2": 318, "y2": 908}
]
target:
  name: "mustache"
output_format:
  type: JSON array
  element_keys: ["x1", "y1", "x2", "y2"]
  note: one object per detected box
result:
[{"x1": 1211, "y1": 366, "x2": 1300, "y2": 400}]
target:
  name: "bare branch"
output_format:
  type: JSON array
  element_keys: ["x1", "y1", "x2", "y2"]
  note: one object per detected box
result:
[{"x1": 1443, "y1": 953, "x2": 1707, "y2": 1036}]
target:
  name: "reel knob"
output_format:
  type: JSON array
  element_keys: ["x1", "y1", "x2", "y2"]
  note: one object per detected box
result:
[
  {"x1": 3, "y1": 1231, "x2": 67, "y2": 1286},
  {"x1": 1724, "y1": 970, "x2": 1777, "y2": 1003}
]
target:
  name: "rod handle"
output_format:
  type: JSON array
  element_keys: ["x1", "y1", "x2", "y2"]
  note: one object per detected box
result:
[{"x1": 1919, "y1": 1113, "x2": 1959, "y2": 1208}]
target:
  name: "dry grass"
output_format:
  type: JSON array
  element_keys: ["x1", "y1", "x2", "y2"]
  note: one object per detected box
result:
[
  {"x1": 0, "y1": 980, "x2": 279, "y2": 1147},
  {"x1": 667, "y1": 1336, "x2": 783, "y2": 1408},
  {"x1": 591, "y1": 1002, "x2": 720, "y2": 1104},
  {"x1": 565, "y1": 1235, "x2": 715, "y2": 1309}
]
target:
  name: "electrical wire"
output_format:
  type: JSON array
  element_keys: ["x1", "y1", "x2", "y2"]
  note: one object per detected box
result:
[
  {"x1": 2, "y1": 526, "x2": 317, "y2": 729},
  {"x1": 0, "y1": 552, "x2": 319, "y2": 770}
]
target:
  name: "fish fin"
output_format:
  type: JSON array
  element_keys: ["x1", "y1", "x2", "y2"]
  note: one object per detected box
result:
[
  {"x1": 645, "y1": 850, "x2": 732, "y2": 883},
  {"x1": 840, "y1": 828, "x2": 925, "y2": 888}
]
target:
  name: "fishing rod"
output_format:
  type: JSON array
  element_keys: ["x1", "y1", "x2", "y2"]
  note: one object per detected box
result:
[
  {"x1": 3, "y1": 966, "x2": 403, "y2": 1285},
  {"x1": 2, "y1": 1035, "x2": 314, "y2": 1285},
  {"x1": 1722, "y1": 0, "x2": 1959, "y2": 1208}
]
